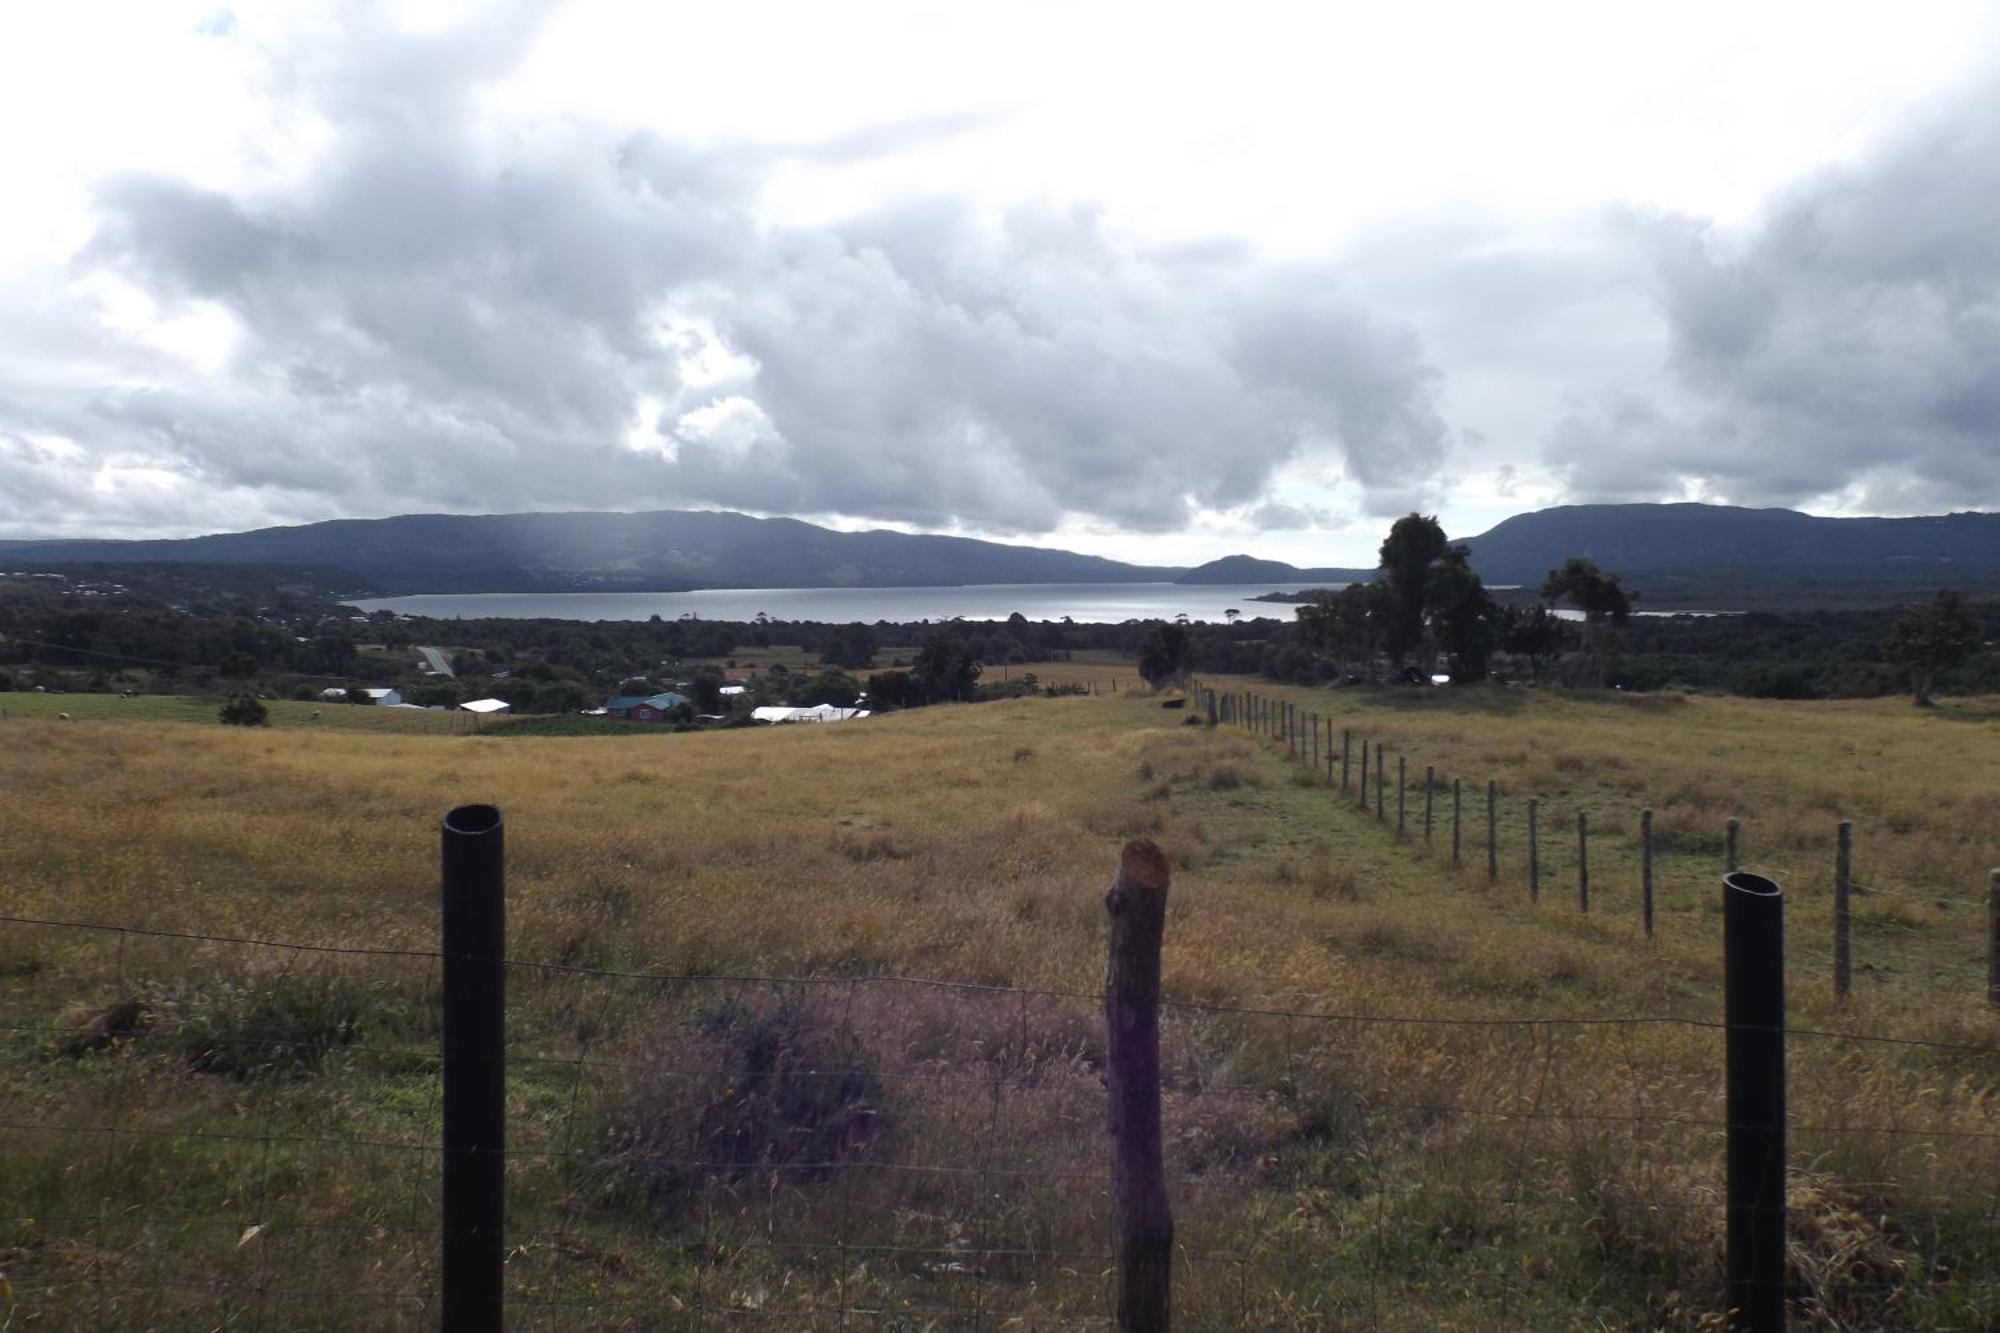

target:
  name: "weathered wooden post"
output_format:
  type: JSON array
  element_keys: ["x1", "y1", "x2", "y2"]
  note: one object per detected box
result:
[
  {"x1": 1311, "y1": 714, "x2": 1319, "y2": 773},
  {"x1": 1834, "y1": 821, "x2": 1852, "y2": 1002},
  {"x1": 1723, "y1": 872, "x2": 1787, "y2": 1332},
  {"x1": 1396, "y1": 755, "x2": 1406, "y2": 837},
  {"x1": 1375, "y1": 746, "x2": 1386, "y2": 823},
  {"x1": 1105, "y1": 840, "x2": 1174, "y2": 1332},
  {"x1": 1358, "y1": 741, "x2": 1370, "y2": 813},
  {"x1": 1987, "y1": 869, "x2": 2000, "y2": 1010},
  {"x1": 1527, "y1": 797, "x2": 1540, "y2": 902},
  {"x1": 1341, "y1": 729, "x2": 1351, "y2": 793},
  {"x1": 1726, "y1": 817, "x2": 1741, "y2": 873},
  {"x1": 1424, "y1": 766, "x2": 1435, "y2": 845},
  {"x1": 1485, "y1": 779, "x2": 1498, "y2": 883},
  {"x1": 1641, "y1": 808, "x2": 1655, "y2": 939},
  {"x1": 1452, "y1": 777, "x2": 1462, "y2": 868},
  {"x1": 1576, "y1": 811, "x2": 1590, "y2": 913}
]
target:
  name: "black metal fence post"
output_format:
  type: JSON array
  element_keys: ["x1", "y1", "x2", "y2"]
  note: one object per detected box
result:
[
  {"x1": 443, "y1": 804, "x2": 507, "y2": 1333},
  {"x1": 1724, "y1": 871, "x2": 1787, "y2": 1332}
]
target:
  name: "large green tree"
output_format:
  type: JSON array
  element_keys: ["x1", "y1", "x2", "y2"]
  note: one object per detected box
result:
[
  {"x1": 1136, "y1": 621, "x2": 1190, "y2": 688},
  {"x1": 1542, "y1": 558, "x2": 1635, "y2": 686},
  {"x1": 1885, "y1": 589, "x2": 1983, "y2": 706},
  {"x1": 1377, "y1": 513, "x2": 1449, "y2": 666},
  {"x1": 1424, "y1": 545, "x2": 1497, "y2": 682},
  {"x1": 912, "y1": 636, "x2": 981, "y2": 702}
]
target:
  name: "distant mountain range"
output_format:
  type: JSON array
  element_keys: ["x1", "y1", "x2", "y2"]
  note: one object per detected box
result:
[
  {"x1": 1461, "y1": 504, "x2": 2000, "y2": 604},
  {"x1": 0, "y1": 510, "x2": 1181, "y2": 596},
  {"x1": 2, "y1": 502, "x2": 1995, "y2": 606}
]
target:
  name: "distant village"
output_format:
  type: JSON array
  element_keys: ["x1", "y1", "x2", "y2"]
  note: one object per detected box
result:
[{"x1": 319, "y1": 654, "x2": 871, "y2": 726}]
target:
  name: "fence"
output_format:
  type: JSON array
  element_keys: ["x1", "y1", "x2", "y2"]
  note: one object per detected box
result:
[
  {"x1": 1200, "y1": 685, "x2": 2000, "y2": 1010},
  {"x1": 7, "y1": 803, "x2": 2000, "y2": 1328}
]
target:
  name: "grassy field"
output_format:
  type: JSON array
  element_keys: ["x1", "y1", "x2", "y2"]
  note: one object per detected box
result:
[
  {"x1": 2, "y1": 681, "x2": 1996, "y2": 1328},
  {"x1": 0, "y1": 691, "x2": 478, "y2": 733}
]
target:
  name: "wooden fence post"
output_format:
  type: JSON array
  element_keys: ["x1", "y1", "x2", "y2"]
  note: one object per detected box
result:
[
  {"x1": 1105, "y1": 840, "x2": 1174, "y2": 1332},
  {"x1": 1424, "y1": 766, "x2": 1435, "y2": 846},
  {"x1": 1376, "y1": 746, "x2": 1386, "y2": 823},
  {"x1": 1396, "y1": 755, "x2": 1407, "y2": 837},
  {"x1": 1989, "y1": 868, "x2": 2000, "y2": 1009},
  {"x1": 1310, "y1": 714, "x2": 1319, "y2": 773},
  {"x1": 1834, "y1": 821, "x2": 1852, "y2": 1002},
  {"x1": 1527, "y1": 797, "x2": 1540, "y2": 902},
  {"x1": 1577, "y1": 811, "x2": 1590, "y2": 913},
  {"x1": 1641, "y1": 808, "x2": 1654, "y2": 939},
  {"x1": 1726, "y1": 817, "x2": 1740, "y2": 873},
  {"x1": 1452, "y1": 778, "x2": 1462, "y2": 868},
  {"x1": 1485, "y1": 780, "x2": 1498, "y2": 883},
  {"x1": 1341, "y1": 730, "x2": 1351, "y2": 794},
  {"x1": 1358, "y1": 741, "x2": 1370, "y2": 813}
]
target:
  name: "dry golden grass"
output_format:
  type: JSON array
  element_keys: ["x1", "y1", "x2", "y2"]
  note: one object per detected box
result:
[{"x1": 2, "y1": 683, "x2": 1996, "y2": 1328}]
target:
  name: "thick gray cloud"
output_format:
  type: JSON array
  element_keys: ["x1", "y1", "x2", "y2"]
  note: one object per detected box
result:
[
  {"x1": 1549, "y1": 82, "x2": 2000, "y2": 512},
  {"x1": 0, "y1": 6, "x2": 1449, "y2": 539}
]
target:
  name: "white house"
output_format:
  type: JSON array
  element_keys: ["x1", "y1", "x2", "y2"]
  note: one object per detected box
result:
[
  {"x1": 458, "y1": 698, "x2": 511, "y2": 716},
  {"x1": 360, "y1": 687, "x2": 403, "y2": 707},
  {"x1": 750, "y1": 704, "x2": 871, "y2": 724}
]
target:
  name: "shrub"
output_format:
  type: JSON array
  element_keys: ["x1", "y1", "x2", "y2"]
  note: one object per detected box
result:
[
  {"x1": 598, "y1": 993, "x2": 894, "y2": 1211},
  {"x1": 217, "y1": 694, "x2": 270, "y2": 727},
  {"x1": 172, "y1": 970, "x2": 378, "y2": 1078}
]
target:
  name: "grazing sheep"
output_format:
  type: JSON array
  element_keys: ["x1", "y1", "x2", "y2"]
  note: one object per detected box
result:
[
  {"x1": 56, "y1": 712, "x2": 71, "y2": 721},
  {"x1": 311, "y1": 710, "x2": 322, "y2": 721}
]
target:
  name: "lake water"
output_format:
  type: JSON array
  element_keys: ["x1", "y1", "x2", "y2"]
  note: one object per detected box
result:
[{"x1": 347, "y1": 582, "x2": 1336, "y2": 624}]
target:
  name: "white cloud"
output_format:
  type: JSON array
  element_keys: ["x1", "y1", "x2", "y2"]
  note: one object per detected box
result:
[{"x1": 0, "y1": 1, "x2": 1996, "y2": 558}]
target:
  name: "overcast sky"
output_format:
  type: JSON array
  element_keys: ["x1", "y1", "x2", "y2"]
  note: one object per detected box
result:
[{"x1": 3, "y1": 1, "x2": 1997, "y2": 565}]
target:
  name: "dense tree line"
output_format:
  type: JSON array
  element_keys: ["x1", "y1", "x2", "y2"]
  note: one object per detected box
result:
[{"x1": 5, "y1": 560, "x2": 1992, "y2": 709}]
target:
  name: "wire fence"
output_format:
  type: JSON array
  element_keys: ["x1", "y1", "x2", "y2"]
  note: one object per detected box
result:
[
  {"x1": 6, "y1": 872, "x2": 2000, "y2": 1331},
  {"x1": 1199, "y1": 683, "x2": 2000, "y2": 1010}
]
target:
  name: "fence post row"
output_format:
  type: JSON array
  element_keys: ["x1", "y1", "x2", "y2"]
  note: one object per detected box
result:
[
  {"x1": 441, "y1": 804, "x2": 507, "y2": 1333},
  {"x1": 1105, "y1": 840, "x2": 1174, "y2": 1332},
  {"x1": 1723, "y1": 871, "x2": 1787, "y2": 1333}
]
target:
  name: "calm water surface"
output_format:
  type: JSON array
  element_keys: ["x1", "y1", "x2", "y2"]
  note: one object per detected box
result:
[{"x1": 348, "y1": 582, "x2": 1336, "y2": 624}]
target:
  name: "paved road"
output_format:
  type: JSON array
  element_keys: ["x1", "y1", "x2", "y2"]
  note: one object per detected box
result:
[{"x1": 417, "y1": 645, "x2": 455, "y2": 677}]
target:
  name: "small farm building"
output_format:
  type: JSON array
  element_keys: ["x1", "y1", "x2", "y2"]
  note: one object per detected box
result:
[{"x1": 603, "y1": 691, "x2": 693, "y2": 723}]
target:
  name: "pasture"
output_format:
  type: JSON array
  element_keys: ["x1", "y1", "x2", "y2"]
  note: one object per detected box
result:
[{"x1": 2, "y1": 681, "x2": 1996, "y2": 1327}]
